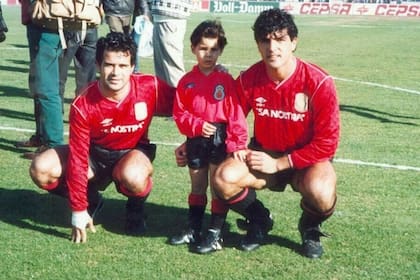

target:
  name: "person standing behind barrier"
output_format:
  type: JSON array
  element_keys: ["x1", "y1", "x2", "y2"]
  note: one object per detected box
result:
[
  {"x1": 150, "y1": 0, "x2": 192, "y2": 88},
  {"x1": 170, "y1": 20, "x2": 248, "y2": 254}
]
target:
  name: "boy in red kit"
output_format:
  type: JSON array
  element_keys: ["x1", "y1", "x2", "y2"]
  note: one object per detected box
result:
[
  {"x1": 176, "y1": 9, "x2": 340, "y2": 258},
  {"x1": 170, "y1": 20, "x2": 248, "y2": 254},
  {"x1": 29, "y1": 32, "x2": 175, "y2": 243}
]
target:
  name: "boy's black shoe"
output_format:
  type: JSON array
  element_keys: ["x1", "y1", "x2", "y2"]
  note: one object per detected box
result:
[
  {"x1": 298, "y1": 217, "x2": 328, "y2": 258},
  {"x1": 194, "y1": 229, "x2": 223, "y2": 254},
  {"x1": 239, "y1": 214, "x2": 273, "y2": 252},
  {"x1": 169, "y1": 228, "x2": 200, "y2": 245}
]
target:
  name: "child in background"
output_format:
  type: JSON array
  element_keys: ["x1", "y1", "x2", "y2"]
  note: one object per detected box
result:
[{"x1": 171, "y1": 20, "x2": 248, "y2": 254}]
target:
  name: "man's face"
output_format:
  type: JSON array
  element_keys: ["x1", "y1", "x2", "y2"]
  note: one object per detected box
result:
[
  {"x1": 257, "y1": 29, "x2": 297, "y2": 70},
  {"x1": 99, "y1": 50, "x2": 134, "y2": 96}
]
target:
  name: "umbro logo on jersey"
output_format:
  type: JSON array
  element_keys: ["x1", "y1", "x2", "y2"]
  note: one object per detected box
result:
[
  {"x1": 100, "y1": 118, "x2": 113, "y2": 126},
  {"x1": 255, "y1": 97, "x2": 267, "y2": 107}
]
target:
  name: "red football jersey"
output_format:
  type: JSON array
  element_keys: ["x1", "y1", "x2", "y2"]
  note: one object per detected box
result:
[
  {"x1": 237, "y1": 58, "x2": 340, "y2": 169},
  {"x1": 173, "y1": 65, "x2": 248, "y2": 153},
  {"x1": 66, "y1": 74, "x2": 175, "y2": 211}
]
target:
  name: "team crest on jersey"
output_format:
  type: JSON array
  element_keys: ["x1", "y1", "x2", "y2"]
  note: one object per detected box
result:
[
  {"x1": 134, "y1": 102, "x2": 147, "y2": 121},
  {"x1": 213, "y1": 85, "x2": 225, "y2": 100},
  {"x1": 294, "y1": 93, "x2": 308, "y2": 113}
]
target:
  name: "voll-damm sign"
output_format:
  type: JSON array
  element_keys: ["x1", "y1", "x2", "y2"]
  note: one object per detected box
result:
[{"x1": 210, "y1": 1, "x2": 279, "y2": 14}]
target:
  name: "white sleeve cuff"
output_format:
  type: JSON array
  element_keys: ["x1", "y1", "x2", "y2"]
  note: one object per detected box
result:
[{"x1": 71, "y1": 210, "x2": 90, "y2": 229}]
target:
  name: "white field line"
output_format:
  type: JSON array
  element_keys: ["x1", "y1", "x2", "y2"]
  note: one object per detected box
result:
[
  {"x1": 1, "y1": 125, "x2": 419, "y2": 172},
  {"x1": 333, "y1": 77, "x2": 420, "y2": 95},
  {"x1": 188, "y1": 59, "x2": 420, "y2": 96}
]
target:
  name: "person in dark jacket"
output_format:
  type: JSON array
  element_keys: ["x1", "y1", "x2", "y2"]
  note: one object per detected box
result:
[{"x1": 103, "y1": 0, "x2": 150, "y2": 36}]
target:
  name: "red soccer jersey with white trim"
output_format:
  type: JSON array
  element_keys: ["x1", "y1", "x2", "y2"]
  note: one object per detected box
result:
[
  {"x1": 237, "y1": 59, "x2": 340, "y2": 169},
  {"x1": 66, "y1": 74, "x2": 175, "y2": 211},
  {"x1": 173, "y1": 65, "x2": 248, "y2": 153}
]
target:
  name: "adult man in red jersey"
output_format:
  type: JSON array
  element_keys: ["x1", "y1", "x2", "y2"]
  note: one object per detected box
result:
[{"x1": 30, "y1": 32, "x2": 175, "y2": 243}]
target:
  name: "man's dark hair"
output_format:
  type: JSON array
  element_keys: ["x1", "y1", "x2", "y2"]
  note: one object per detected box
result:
[
  {"x1": 190, "y1": 20, "x2": 227, "y2": 51},
  {"x1": 96, "y1": 32, "x2": 137, "y2": 66},
  {"x1": 253, "y1": 9, "x2": 298, "y2": 42}
]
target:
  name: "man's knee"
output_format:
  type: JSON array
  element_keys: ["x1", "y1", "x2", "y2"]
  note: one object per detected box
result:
[
  {"x1": 29, "y1": 149, "x2": 62, "y2": 187},
  {"x1": 117, "y1": 176, "x2": 153, "y2": 197}
]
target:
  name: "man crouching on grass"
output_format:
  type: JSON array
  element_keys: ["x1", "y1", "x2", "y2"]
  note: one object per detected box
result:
[{"x1": 29, "y1": 32, "x2": 175, "y2": 243}]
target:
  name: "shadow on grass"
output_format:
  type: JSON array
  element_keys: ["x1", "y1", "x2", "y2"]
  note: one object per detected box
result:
[
  {"x1": 0, "y1": 187, "x2": 301, "y2": 253},
  {"x1": 340, "y1": 104, "x2": 419, "y2": 126},
  {"x1": 0, "y1": 187, "x2": 197, "y2": 241},
  {"x1": 221, "y1": 222, "x2": 301, "y2": 254}
]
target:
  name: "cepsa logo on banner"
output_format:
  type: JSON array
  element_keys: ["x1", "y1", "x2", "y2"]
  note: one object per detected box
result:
[{"x1": 296, "y1": 2, "x2": 420, "y2": 16}]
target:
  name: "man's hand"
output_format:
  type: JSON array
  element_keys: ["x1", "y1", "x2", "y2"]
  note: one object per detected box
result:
[
  {"x1": 71, "y1": 210, "x2": 96, "y2": 243},
  {"x1": 175, "y1": 142, "x2": 187, "y2": 167},
  {"x1": 246, "y1": 150, "x2": 279, "y2": 174}
]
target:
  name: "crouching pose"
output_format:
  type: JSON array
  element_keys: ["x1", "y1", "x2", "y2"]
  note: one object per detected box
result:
[
  {"x1": 195, "y1": 9, "x2": 339, "y2": 258},
  {"x1": 29, "y1": 32, "x2": 175, "y2": 243}
]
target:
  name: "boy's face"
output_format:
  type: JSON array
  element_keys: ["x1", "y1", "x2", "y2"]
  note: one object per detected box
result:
[
  {"x1": 191, "y1": 37, "x2": 222, "y2": 75},
  {"x1": 257, "y1": 28, "x2": 297, "y2": 70},
  {"x1": 98, "y1": 50, "x2": 134, "y2": 97}
]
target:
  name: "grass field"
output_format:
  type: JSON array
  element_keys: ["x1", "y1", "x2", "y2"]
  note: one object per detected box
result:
[{"x1": 0, "y1": 6, "x2": 419, "y2": 280}]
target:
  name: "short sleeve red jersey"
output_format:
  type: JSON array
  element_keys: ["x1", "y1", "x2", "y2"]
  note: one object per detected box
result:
[
  {"x1": 66, "y1": 74, "x2": 175, "y2": 211},
  {"x1": 236, "y1": 59, "x2": 340, "y2": 169},
  {"x1": 173, "y1": 65, "x2": 248, "y2": 153}
]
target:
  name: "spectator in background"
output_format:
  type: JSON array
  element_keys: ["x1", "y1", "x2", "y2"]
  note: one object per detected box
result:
[
  {"x1": 15, "y1": 0, "x2": 42, "y2": 149},
  {"x1": 150, "y1": 0, "x2": 192, "y2": 88},
  {"x1": 103, "y1": 0, "x2": 149, "y2": 36},
  {"x1": 131, "y1": 0, "x2": 151, "y2": 72},
  {"x1": 15, "y1": 0, "x2": 64, "y2": 158},
  {"x1": 58, "y1": 28, "x2": 98, "y2": 99}
]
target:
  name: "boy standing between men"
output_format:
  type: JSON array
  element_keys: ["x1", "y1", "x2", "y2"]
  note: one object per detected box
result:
[{"x1": 171, "y1": 20, "x2": 248, "y2": 254}]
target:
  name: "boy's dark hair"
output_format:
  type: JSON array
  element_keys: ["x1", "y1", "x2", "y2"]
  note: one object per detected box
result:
[
  {"x1": 190, "y1": 20, "x2": 227, "y2": 51},
  {"x1": 96, "y1": 32, "x2": 137, "y2": 66},
  {"x1": 253, "y1": 9, "x2": 298, "y2": 42}
]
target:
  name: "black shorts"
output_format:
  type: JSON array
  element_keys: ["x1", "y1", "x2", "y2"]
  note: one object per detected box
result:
[
  {"x1": 248, "y1": 137, "x2": 294, "y2": 192},
  {"x1": 88, "y1": 142, "x2": 156, "y2": 190},
  {"x1": 186, "y1": 123, "x2": 227, "y2": 169}
]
